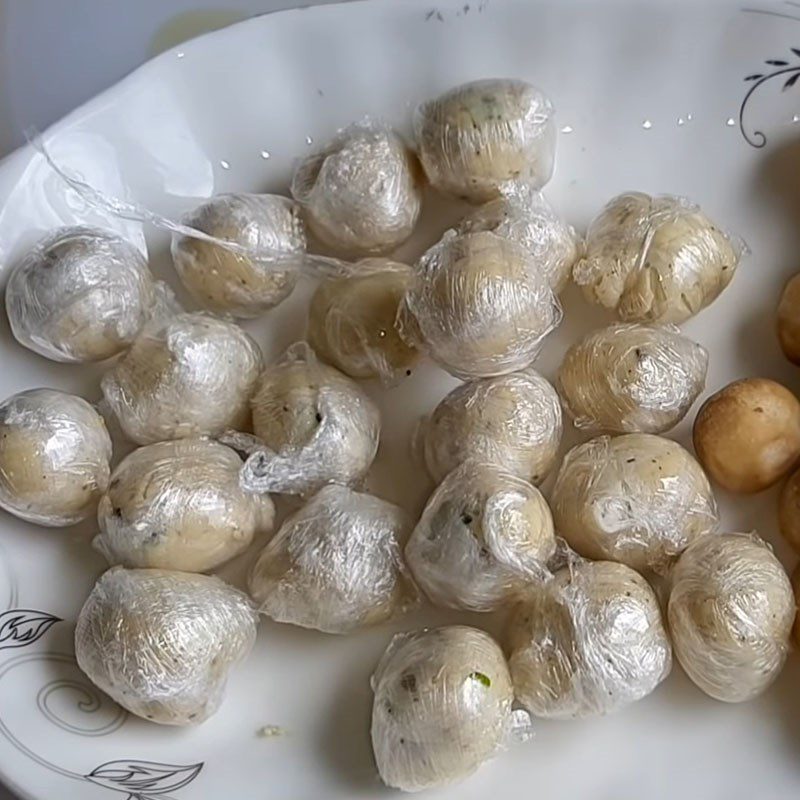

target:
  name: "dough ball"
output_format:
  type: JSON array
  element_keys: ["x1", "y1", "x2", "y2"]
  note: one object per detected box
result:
[
  {"x1": 668, "y1": 533, "x2": 794, "y2": 702},
  {"x1": 507, "y1": 560, "x2": 671, "y2": 718},
  {"x1": 457, "y1": 184, "x2": 580, "y2": 293},
  {"x1": 101, "y1": 312, "x2": 263, "y2": 445},
  {"x1": 75, "y1": 566, "x2": 257, "y2": 725},
  {"x1": 95, "y1": 438, "x2": 275, "y2": 572},
  {"x1": 400, "y1": 231, "x2": 561, "y2": 379},
  {"x1": 791, "y1": 565, "x2": 800, "y2": 648},
  {"x1": 551, "y1": 434, "x2": 718, "y2": 573},
  {"x1": 779, "y1": 467, "x2": 800, "y2": 555},
  {"x1": 171, "y1": 193, "x2": 303, "y2": 318},
  {"x1": 307, "y1": 259, "x2": 418, "y2": 381},
  {"x1": 778, "y1": 273, "x2": 800, "y2": 364},
  {"x1": 5, "y1": 226, "x2": 157, "y2": 362},
  {"x1": 422, "y1": 369, "x2": 562, "y2": 484},
  {"x1": 291, "y1": 121, "x2": 422, "y2": 255},
  {"x1": 0, "y1": 388, "x2": 111, "y2": 526},
  {"x1": 406, "y1": 461, "x2": 555, "y2": 611},
  {"x1": 573, "y1": 192, "x2": 742, "y2": 323},
  {"x1": 371, "y1": 625, "x2": 517, "y2": 792},
  {"x1": 248, "y1": 484, "x2": 416, "y2": 633},
  {"x1": 693, "y1": 377, "x2": 800, "y2": 493},
  {"x1": 558, "y1": 322, "x2": 708, "y2": 434},
  {"x1": 241, "y1": 342, "x2": 380, "y2": 495},
  {"x1": 414, "y1": 79, "x2": 556, "y2": 202}
]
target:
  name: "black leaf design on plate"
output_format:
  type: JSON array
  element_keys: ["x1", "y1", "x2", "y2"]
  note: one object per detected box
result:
[
  {"x1": 739, "y1": 44, "x2": 800, "y2": 147},
  {"x1": 85, "y1": 760, "x2": 203, "y2": 798},
  {"x1": 0, "y1": 609, "x2": 61, "y2": 650}
]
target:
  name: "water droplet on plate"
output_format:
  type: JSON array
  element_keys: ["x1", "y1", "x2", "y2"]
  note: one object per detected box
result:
[
  {"x1": 677, "y1": 117, "x2": 685, "y2": 126},
  {"x1": 725, "y1": 118, "x2": 735, "y2": 127},
  {"x1": 642, "y1": 120, "x2": 653, "y2": 130},
  {"x1": 220, "y1": 160, "x2": 231, "y2": 170},
  {"x1": 793, "y1": 114, "x2": 800, "y2": 124},
  {"x1": 176, "y1": 52, "x2": 185, "y2": 59},
  {"x1": 305, "y1": 136, "x2": 314, "y2": 146},
  {"x1": 260, "y1": 150, "x2": 271, "y2": 159},
  {"x1": 686, "y1": 113, "x2": 693, "y2": 121},
  {"x1": 560, "y1": 125, "x2": 573, "y2": 134}
]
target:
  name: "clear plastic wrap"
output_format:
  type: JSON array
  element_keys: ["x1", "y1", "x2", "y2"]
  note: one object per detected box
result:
[
  {"x1": 238, "y1": 342, "x2": 380, "y2": 495},
  {"x1": 95, "y1": 438, "x2": 275, "y2": 573},
  {"x1": 247, "y1": 484, "x2": 417, "y2": 633},
  {"x1": 307, "y1": 258, "x2": 419, "y2": 382},
  {"x1": 291, "y1": 120, "x2": 422, "y2": 256},
  {"x1": 421, "y1": 369, "x2": 562, "y2": 484},
  {"x1": 667, "y1": 533, "x2": 794, "y2": 703},
  {"x1": 557, "y1": 322, "x2": 708, "y2": 434},
  {"x1": 457, "y1": 184, "x2": 580, "y2": 293},
  {"x1": 399, "y1": 231, "x2": 561, "y2": 379},
  {"x1": 5, "y1": 226, "x2": 158, "y2": 363},
  {"x1": 507, "y1": 559, "x2": 671, "y2": 719},
  {"x1": 573, "y1": 192, "x2": 743, "y2": 323},
  {"x1": 371, "y1": 625, "x2": 525, "y2": 792},
  {"x1": 551, "y1": 434, "x2": 718, "y2": 573},
  {"x1": 414, "y1": 79, "x2": 556, "y2": 203},
  {"x1": 75, "y1": 566, "x2": 257, "y2": 726},
  {"x1": 171, "y1": 193, "x2": 304, "y2": 319},
  {"x1": 406, "y1": 461, "x2": 555, "y2": 612},
  {"x1": 0, "y1": 388, "x2": 111, "y2": 526},
  {"x1": 101, "y1": 312, "x2": 263, "y2": 445}
]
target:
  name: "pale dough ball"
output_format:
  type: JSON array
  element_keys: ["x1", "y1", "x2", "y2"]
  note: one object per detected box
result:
[
  {"x1": 778, "y1": 467, "x2": 800, "y2": 555},
  {"x1": 558, "y1": 322, "x2": 708, "y2": 433},
  {"x1": 5, "y1": 226, "x2": 157, "y2": 362},
  {"x1": 406, "y1": 461, "x2": 555, "y2": 612},
  {"x1": 422, "y1": 369, "x2": 561, "y2": 484},
  {"x1": 307, "y1": 259, "x2": 418, "y2": 381},
  {"x1": 400, "y1": 231, "x2": 561, "y2": 379},
  {"x1": 248, "y1": 484, "x2": 416, "y2": 633},
  {"x1": 291, "y1": 122, "x2": 422, "y2": 256},
  {"x1": 0, "y1": 388, "x2": 111, "y2": 526},
  {"x1": 171, "y1": 193, "x2": 303, "y2": 318},
  {"x1": 668, "y1": 533, "x2": 794, "y2": 702},
  {"x1": 371, "y1": 625, "x2": 517, "y2": 792},
  {"x1": 75, "y1": 566, "x2": 257, "y2": 725},
  {"x1": 693, "y1": 377, "x2": 800, "y2": 493},
  {"x1": 777, "y1": 273, "x2": 800, "y2": 364},
  {"x1": 507, "y1": 560, "x2": 671, "y2": 718},
  {"x1": 101, "y1": 312, "x2": 263, "y2": 445},
  {"x1": 414, "y1": 79, "x2": 556, "y2": 202},
  {"x1": 573, "y1": 192, "x2": 742, "y2": 323},
  {"x1": 551, "y1": 434, "x2": 718, "y2": 573},
  {"x1": 458, "y1": 185, "x2": 580, "y2": 293},
  {"x1": 95, "y1": 438, "x2": 275, "y2": 572},
  {"x1": 242, "y1": 343, "x2": 380, "y2": 495}
]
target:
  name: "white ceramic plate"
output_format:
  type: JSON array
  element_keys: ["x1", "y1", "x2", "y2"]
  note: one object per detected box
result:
[{"x1": 1, "y1": 0, "x2": 800, "y2": 797}]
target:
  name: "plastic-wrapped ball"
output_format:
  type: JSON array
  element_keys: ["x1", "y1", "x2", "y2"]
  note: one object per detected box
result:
[
  {"x1": 406, "y1": 462, "x2": 555, "y2": 612},
  {"x1": 573, "y1": 192, "x2": 742, "y2": 323},
  {"x1": 5, "y1": 226, "x2": 157, "y2": 362},
  {"x1": 307, "y1": 259, "x2": 418, "y2": 381},
  {"x1": 507, "y1": 560, "x2": 671, "y2": 718},
  {"x1": 457, "y1": 185, "x2": 580, "y2": 293},
  {"x1": 668, "y1": 533, "x2": 794, "y2": 702},
  {"x1": 291, "y1": 121, "x2": 422, "y2": 256},
  {"x1": 0, "y1": 388, "x2": 111, "y2": 526},
  {"x1": 95, "y1": 438, "x2": 275, "y2": 573},
  {"x1": 558, "y1": 323, "x2": 708, "y2": 434},
  {"x1": 400, "y1": 231, "x2": 561, "y2": 379},
  {"x1": 371, "y1": 625, "x2": 519, "y2": 792},
  {"x1": 248, "y1": 484, "x2": 416, "y2": 633},
  {"x1": 241, "y1": 343, "x2": 380, "y2": 495},
  {"x1": 414, "y1": 79, "x2": 556, "y2": 202},
  {"x1": 171, "y1": 193, "x2": 304, "y2": 319},
  {"x1": 75, "y1": 566, "x2": 257, "y2": 725},
  {"x1": 421, "y1": 369, "x2": 562, "y2": 484},
  {"x1": 551, "y1": 434, "x2": 718, "y2": 573},
  {"x1": 101, "y1": 312, "x2": 263, "y2": 445}
]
